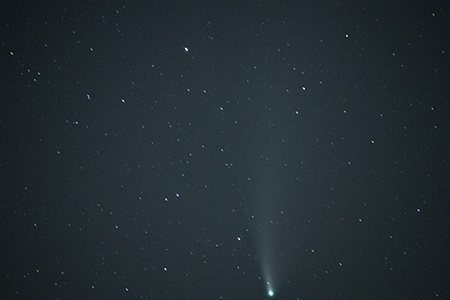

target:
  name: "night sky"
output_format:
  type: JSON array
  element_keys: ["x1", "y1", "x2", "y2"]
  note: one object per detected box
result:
[{"x1": 1, "y1": 2, "x2": 450, "y2": 299}]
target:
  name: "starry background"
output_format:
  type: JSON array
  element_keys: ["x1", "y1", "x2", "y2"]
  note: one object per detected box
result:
[{"x1": 1, "y1": 2, "x2": 450, "y2": 299}]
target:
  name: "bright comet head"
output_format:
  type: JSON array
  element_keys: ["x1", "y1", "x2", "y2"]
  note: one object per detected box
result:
[{"x1": 268, "y1": 289, "x2": 274, "y2": 297}]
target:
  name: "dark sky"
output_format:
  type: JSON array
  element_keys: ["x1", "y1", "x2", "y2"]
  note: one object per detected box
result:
[{"x1": 1, "y1": 2, "x2": 450, "y2": 299}]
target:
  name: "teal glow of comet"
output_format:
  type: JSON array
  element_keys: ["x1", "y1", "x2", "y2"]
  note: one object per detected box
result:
[{"x1": 265, "y1": 280, "x2": 274, "y2": 297}]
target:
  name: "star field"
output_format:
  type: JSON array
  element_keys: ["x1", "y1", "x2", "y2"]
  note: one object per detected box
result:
[{"x1": 1, "y1": 2, "x2": 449, "y2": 299}]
